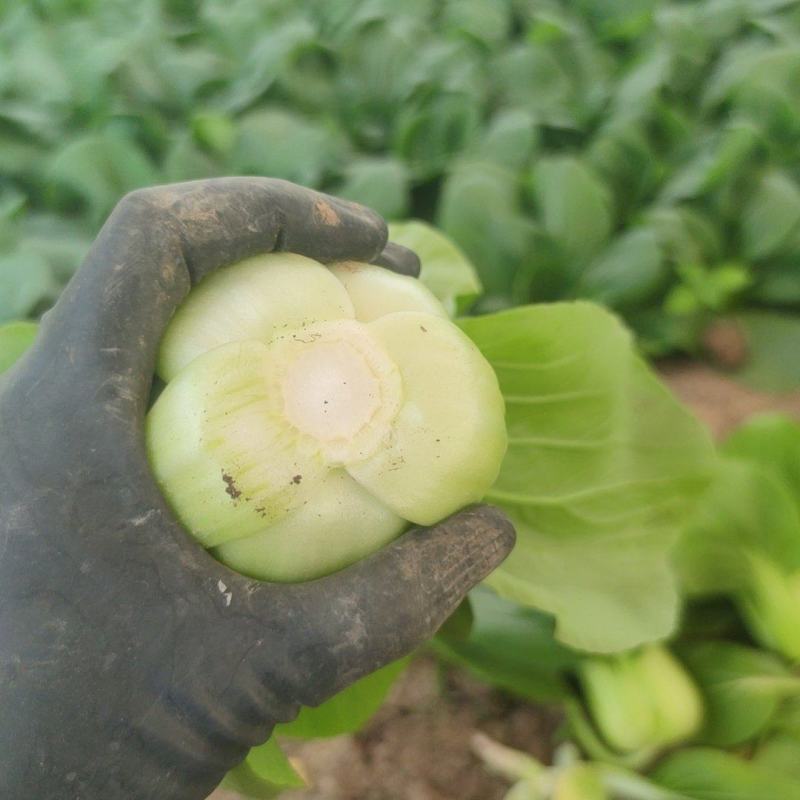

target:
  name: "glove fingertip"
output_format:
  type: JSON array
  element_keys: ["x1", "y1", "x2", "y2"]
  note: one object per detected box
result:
[{"x1": 371, "y1": 242, "x2": 422, "y2": 278}]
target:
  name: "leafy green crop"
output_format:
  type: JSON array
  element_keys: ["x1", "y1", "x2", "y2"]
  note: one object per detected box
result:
[
  {"x1": 433, "y1": 588, "x2": 579, "y2": 703},
  {"x1": 675, "y1": 415, "x2": 800, "y2": 662},
  {"x1": 6, "y1": 0, "x2": 800, "y2": 369},
  {"x1": 653, "y1": 748, "x2": 800, "y2": 800},
  {"x1": 9, "y1": 2, "x2": 800, "y2": 789},
  {"x1": 460, "y1": 303, "x2": 715, "y2": 653}
]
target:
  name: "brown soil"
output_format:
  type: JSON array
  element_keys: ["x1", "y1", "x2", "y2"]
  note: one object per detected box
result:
[
  {"x1": 659, "y1": 359, "x2": 800, "y2": 438},
  {"x1": 209, "y1": 657, "x2": 561, "y2": 800},
  {"x1": 280, "y1": 657, "x2": 562, "y2": 800},
  {"x1": 209, "y1": 363, "x2": 800, "y2": 800}
]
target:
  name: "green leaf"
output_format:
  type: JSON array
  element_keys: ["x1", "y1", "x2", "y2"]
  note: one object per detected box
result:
[
  {"x1": 755, "y1": 734, "x2": 800, "y2": 781},
  {"x1": 162, "y1": 133, "x2": 223, "y2": 184},
  {"x1": 664, "y1": 263, "x2": 750, "y2": 316},
  {"x1": 753, "y1": 259, "x2": 800, "y2": 307},
  {"x1": 191, "y1": 112, "x2": 237, "y2": 157},
  {"x1": 596, "y1": 762, "x2": 691, "y2": 800},
  {"x1": 276, "y1": 657, "x2": 408, "y2": 739},
  {"x1": 46, "y1": 133, "x2": 159, "y2": 224},
  {"x1": 459, "y1": 303, "x2": 716, "y2": 652},
  {"x1": 625, "y1": 308, "x2": 696, "y2": 358},
  {"x1": 554, "y1": 763, "x2": 608, "y2": 800},
  {"x1": 741, "y1": 170, "x2": 800, "y2": 261},
  {"x1": 724, "y1": 414, "x2": 800, "y2": 516},
  {"x1": 576, "y1": 645, "x2": 703, "y2": 756},
  {"x1": 659, "y1": 121, "x2": 762, "y2": 203},
  {"x1": 772, "y1": 696, "x2": 800, "y2": 738},
  {"x1": 511, "y1": 226, "x2": 571, "y2": 305},
  {"x1": 577, "y1": 228, "x2": 667, "y2": 309},
  {"x1": 679, "y1": 641, "x2": 800, "y2": 747},
  {"x1": 652, "y1": 748, "x2": 800, "y2": 800},
  {"x1": 739, "y1": 553, "x2": 800, "y2": 662},
  {"x1": 17, "y1": 213, "x2": 92, "y2": 282},
  {"x1": 532, "y1": 157, "x2": 613, "y2": 273},
  {"x1": 641, "y1": 207, "x2": 722, "y2": 268},
  {"x1": 388, "y1": 219, "x2": 482, "y2": 315},
  {"x1": 231, "y1": 108, "x2": 346, "y2": 187},
  {"x1": 436, "y1": 595, "x2": 474, "y2": 643},
  {"x1": 674, "y1": 457, "x2": 800, "y2": 597},
  {"x1": 437, "y1": 161, "x2": 534, "y2": 298},
  {"x1": 587, "y1": 121, "x2": 660, "y2": 221},
  {"x1": 576, "y1": 0, "x2": 656, "y2": 42},
  {"x1": 674, "y1": 449, "x2": 800, "y2": 662},
  {"x1": 392, "y1": 90, "x2": 481, "y2": 180},
  {"x1": 433, "y1": 587, "x2": 577, "y2": 703},
  {"x1": 729, "y1": 311, "x2": 800, "y2": 392},
  {"x1": 222, "y1": 737, "x2": 305, "y2": 798},
  {"x1": 0, "y1": 246, "x2": 56, "y2": 322},
  {"x1": 335, "y1": 157, "x2": 410, "y2": 221},
  {"x1": 441, "y1": 0, "x2": 512, "y2": 48},
  {"x1": 216, "y1": 19, "x2": 316, "y2": 113},
  {"x1": 492, "y1": 44, "x2": 575, "y2": 127},
  {"x1": 0, "y1": 321, "x2": 38, "y2": 374},
  {"x1": 611, "y1": 46, "x2": 673, "y2": 121},
  {"x1": 471, "y1": 108, "x2": 539, "y2": 171}
]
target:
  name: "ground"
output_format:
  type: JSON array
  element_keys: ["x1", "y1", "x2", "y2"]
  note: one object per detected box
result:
[{"x1": 210, "y1": 361, "x2": 800, "y2": 800}]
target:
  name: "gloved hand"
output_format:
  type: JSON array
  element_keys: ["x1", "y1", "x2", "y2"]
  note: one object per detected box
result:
[{"x1": 0, "y1": 178, "x2": 514, "y2": 800}]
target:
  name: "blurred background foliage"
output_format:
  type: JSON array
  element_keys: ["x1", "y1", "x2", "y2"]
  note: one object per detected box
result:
[{"x1": 4, "y1": 0, "x2": 800, "y2": 373}]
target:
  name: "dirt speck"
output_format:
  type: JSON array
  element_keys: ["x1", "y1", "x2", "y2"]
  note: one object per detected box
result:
[
  {"x1": 293, "y1": 333, "x2": 322, "y2": 344},
  {"x1": 292, "y1": 474, "x2": 303, "y2": 485},
  {"x1": 313, "y1": 200, "x2": 341, "y2": 226},
  {"x1": 420, "y1": 325, "x2": 428, "y2": 332},
  {"x1": 221, "y1": 471, "x2": 241, "y2": 500}
]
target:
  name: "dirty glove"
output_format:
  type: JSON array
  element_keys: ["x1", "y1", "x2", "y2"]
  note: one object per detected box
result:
[{"x1": 0, "y1": 178, "x2": 514, "y2": 800}]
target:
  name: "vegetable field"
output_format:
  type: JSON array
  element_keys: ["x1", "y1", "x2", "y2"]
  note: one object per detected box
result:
[{"x1": 6, "y1": 0, "x2": 800, "y2": 798}]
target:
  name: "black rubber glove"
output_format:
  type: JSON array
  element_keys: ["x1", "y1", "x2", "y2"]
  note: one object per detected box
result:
[{"x1": 0, "y1": 178, "x2": 514, "y2": 800}]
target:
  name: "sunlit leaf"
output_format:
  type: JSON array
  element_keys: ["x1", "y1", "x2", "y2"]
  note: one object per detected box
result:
[
  {"x1": 222, "y1": 737, "x2": 305, "y2": 798},
  {"x1": 335, "y1": 157, "x2": 410, "y2": 220},
  {"x1": 741, "y1": 170, "x2": 800, "y2": 261},
  {"x1": 577, "y1": 227, "x2": 667, "y2": 309},
  {"x1": 433, "y1": 587, "x2": 577, "y2": 702},
  {"x1": 276, "y1": 658, "x2": 408, "y2": 739},
  {"x1": 460, "y1": 303, "x2": 716, "y2": 652},
  {"x1": 679, "y1": 641, "x2": 800, "y2": 747},
  {"x1": 0, "y1": 247, "x2": 56, "y2": 322},
  {"x1": 388, "y1": 219, "x2": 482, "y2": 315},
  {"x1": 438, "y1": 161, "x2": 535, "y2": 298},
  {"x1": 653, "y1": 748, "x2": 800, "y2": 800},
  {"x1": 532, "y1": 156, "x2": 614, "y2": 274},
  {"x1": 47, "y1": 133, "x2": 159, "y2": 224},
  {"x1": 0, "y1": 320, "x2": 38, "y2": 374},
  {"x1": 231, "y1": 108, "x2": 346, "y2": 187}
]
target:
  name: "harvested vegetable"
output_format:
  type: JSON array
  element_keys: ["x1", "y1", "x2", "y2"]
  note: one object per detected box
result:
[
  {"x1": 147, "y1": 255, "x2": 506, "y2": 581},
  {"x1": 577, "y1": 645, "x2": 703, "y2": 756}
]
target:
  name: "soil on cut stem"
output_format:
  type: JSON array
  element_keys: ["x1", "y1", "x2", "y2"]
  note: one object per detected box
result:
[
  {"x1": 208, "y1": 363, "x2": 800, "y2": 800},
  {"x1": 221, "y1": 471, "x2": 242, "y2": 500}
]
